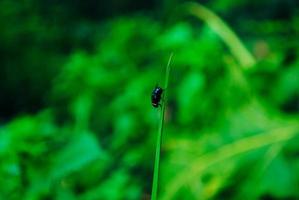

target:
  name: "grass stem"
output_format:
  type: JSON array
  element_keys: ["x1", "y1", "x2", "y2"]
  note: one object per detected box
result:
[{"x1": 151, "y1": 53, "x2": 173, "y2": 200}]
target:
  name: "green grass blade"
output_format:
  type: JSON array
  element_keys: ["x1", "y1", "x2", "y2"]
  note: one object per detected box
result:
[
  {"x1": 185, "y1": 2, "x2": 256, "y2": 69},
  {"x1": 161, "y1": 123, "x2": 299, "y2": 200},
  {"x1": 151, "y1": 53, "x2": 173, "y2": 200}
]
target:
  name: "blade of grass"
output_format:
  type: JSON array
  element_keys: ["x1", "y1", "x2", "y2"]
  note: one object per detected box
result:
[
  {"x1": 151, "y1": 53, "x2": 173, "y2": 200},
  {"x1": 161, "y1": 123, "x2": 299, "y2": 200},
  {"x1": 185, "y1": 2, "x2": 256, "y2": 69}
]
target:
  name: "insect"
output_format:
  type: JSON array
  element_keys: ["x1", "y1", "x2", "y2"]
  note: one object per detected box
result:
[{"x1": 151, "y1": 86, "x2": 163, "y2": 108}]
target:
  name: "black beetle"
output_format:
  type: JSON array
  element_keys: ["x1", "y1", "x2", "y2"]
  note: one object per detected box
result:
[{"x1": 151, "y1": 86, "x2": 163, "y2": 108}]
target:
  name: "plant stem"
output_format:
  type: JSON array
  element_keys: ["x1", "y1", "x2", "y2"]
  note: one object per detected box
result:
[{"x1": 151, "y1": 53, "x2": 173, "y2": 200}]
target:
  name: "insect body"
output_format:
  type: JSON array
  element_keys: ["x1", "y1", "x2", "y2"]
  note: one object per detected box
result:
[{"x1": 151, "y1": 86, "x2": 163, "y2": 108}]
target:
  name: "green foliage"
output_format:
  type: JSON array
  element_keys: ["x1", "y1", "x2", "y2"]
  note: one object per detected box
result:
[{"x1": 1, "y1": 0, "x2": 299, "y2": 199}]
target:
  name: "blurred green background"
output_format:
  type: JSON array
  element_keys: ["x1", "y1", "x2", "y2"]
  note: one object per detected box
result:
[{"x1": 1, "y1": 0, "x2": 299, "y2": 199}]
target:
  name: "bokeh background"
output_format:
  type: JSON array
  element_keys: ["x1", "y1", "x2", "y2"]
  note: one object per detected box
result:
[{"x1": 1, "y1": 0, "x2": 299, "y2": 199}]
